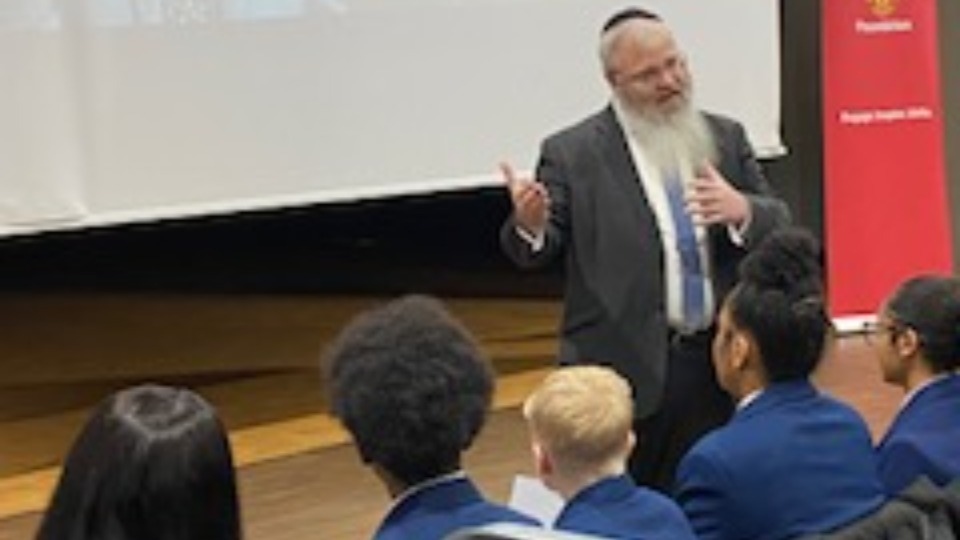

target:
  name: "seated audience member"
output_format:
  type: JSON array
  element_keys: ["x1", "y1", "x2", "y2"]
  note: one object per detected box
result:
[
  {"x1": 322, "y1": 295, "x2": 539, "y2": 540},
  {"x1": 674, "y1": 229, "x2": 885, "y2": 540},
  {"x1": 868, "y1": 275, "x2": 960, "y2": 494},
  {"x1": 36, "y1": 384, "x2": 241, "y2": 540},
  {"x1": 523, "y1": 365, "x2": 695, "y2": 540}
]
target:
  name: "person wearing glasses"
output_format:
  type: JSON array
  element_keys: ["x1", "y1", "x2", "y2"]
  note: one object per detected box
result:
[
  {"x1": 866, "y1": 275, "x2": 960, "y2": 495},
  {"x1": 674, "y1": 229, "x2": 885, "y2": 540},
  {"x1": 499, "y1": 6, "x2": 790, "y2": 493}
]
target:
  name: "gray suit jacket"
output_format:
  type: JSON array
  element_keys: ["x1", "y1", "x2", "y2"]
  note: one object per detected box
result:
[{"x1": 500, "y1": 106, "x2": 790, "y2": 417}]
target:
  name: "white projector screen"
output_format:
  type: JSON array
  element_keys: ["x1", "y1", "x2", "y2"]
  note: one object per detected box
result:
[{"x1": 0, "y1": 0, "x2": 780, "y2": 236}]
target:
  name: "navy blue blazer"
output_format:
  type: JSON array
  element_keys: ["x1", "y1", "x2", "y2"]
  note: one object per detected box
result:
[
  {"x1": 675, "y1": 381, "x2": 885, "y2": 540},
  {"x1": 877, "y1": 374, "x2": 960, "y2": 494},
  {"x1": 553, "y1": 474, "x2": 696, "y2": 540},
  {"x1": 374, "y1": 476, "x2": 538, "y2": 540}
]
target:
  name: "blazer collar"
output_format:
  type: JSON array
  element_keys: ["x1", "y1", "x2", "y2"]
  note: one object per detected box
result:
[
  {"x1": 881, "y1": 374, "x2": 960, "y2": 444},
  {"x1": 901, "y1": 372, "x2": 958, "y2": 409},
  {"x1": 734, "y1": 380, "x2": 817, "y2": 422},
  {"x1": 567, "y1": 474, "x2": 635, "y2": 506},
  {"x1": 381, "y1": 476, "x2": 483, "y2": 526}
]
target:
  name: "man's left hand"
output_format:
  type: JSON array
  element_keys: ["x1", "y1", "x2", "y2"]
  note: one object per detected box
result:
[{"x1": 686, "y1": 163, "x2": 750, "y2": 227}]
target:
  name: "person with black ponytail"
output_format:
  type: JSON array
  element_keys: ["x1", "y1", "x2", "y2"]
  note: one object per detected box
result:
[
  {"x1": 868, "y1": 275, "x2": 960, "y2": 494},
  {"x1": 674, "y1": 228, "x2": 885, "y2": 540}
]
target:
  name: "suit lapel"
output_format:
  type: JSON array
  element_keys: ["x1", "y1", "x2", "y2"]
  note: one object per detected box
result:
[
  {"x1": 588, "y1": 107, "x2": 661, "y2": 319},
  {"x1": 595, "y1": 107, "x2": 652, "y2": 224}
]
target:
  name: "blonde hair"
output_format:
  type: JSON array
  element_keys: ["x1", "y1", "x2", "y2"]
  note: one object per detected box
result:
[{"x1": 523, "y1": 366, "x2": 634, "y2": 471}]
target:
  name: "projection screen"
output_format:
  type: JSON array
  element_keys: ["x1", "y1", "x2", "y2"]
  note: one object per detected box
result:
[{"x1": 0, "y1": 0, "x2": 780, "y2": 236}]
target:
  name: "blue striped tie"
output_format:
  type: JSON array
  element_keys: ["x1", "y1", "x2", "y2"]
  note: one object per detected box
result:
[{"x1": 664, "y1": 173, "x2": 706, "y2": 329}]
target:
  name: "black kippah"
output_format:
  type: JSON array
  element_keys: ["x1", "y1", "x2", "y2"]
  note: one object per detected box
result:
[{"x1": 601, "y1": 7, "x2": 661, "y2": 34}]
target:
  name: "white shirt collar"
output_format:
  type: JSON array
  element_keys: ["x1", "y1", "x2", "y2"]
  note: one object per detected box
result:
[{"x1": 737, "y1": 388, "x2": 763, "y2": 410}]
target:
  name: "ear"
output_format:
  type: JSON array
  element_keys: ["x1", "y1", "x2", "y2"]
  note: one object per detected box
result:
[
  {"x1": 730, "y1": 332, "x2": 752, "y2": 371},
  {"x1": 895, "y1": 327, "x2": 921, "y2": 359},
  {"x1": 618, "y1": 430, "x2": 637, "y2": 463},
  {"x1": 531, "y1": 441, "x2": 553, "y2": 477}
]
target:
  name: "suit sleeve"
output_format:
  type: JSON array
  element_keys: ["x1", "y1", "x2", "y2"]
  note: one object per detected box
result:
[
  {"x1": 726, "y1": 121, "x2": 791, "y2": 247},
  {"x1": 500, "y1": 137, "x2": 571, "y2": 269}
]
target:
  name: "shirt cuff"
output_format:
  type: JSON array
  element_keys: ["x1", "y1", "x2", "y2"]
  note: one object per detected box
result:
[
  {"x1": 516, "y1": 226, "x2": 545, "y2": 252},
  {"x1": 726, "y1": 212, "x2": 751, "y2": 246}
]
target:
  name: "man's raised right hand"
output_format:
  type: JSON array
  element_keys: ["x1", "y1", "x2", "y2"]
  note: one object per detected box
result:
[{"x1": 500, "y1": 162, "x2": 550, "y2": 235}]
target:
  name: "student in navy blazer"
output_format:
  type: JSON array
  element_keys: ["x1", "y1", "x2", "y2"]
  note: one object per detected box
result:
[
  {"x1": 675, "y1": 229, "x2": 886, "y2": 540},
  {"x1": 524, "y1": 366, "x2": 696, "y2": 540},
  {"x1": 322, "y1": 296, "x2": 538, "y2": 540},
  {"x1": 868, "y1": 275, "x2": 960, "y2": 494}
]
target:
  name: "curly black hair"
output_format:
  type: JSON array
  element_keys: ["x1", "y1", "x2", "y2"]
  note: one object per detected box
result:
[
  {"x1": 321, "y1": 295, "x2": 494, "y2": 487},
  {"x1": 886, "y1": 275, "x2": 960, "y2": 372},
  {"x1": 726, "y1": 227, "x2": 831, "y2": 382}
]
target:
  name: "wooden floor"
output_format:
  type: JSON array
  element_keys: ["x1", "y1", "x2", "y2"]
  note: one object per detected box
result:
[{"x1": 0, "y1": 293, "x2": 902, "y2": 540}]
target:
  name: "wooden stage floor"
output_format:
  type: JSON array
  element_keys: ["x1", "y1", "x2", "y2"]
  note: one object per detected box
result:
[{"x1": 0, "y1": 293, "x2": 901, "y2": 540}]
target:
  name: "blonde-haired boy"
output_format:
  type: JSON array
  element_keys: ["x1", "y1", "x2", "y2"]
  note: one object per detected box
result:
[{"x1": 524, "y1": 366, "x2": 694, "y2": 540}]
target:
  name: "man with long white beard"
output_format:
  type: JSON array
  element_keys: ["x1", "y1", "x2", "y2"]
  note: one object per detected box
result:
[{"x1": 500, "y1": 7, "x2": 790, "y2": 492}]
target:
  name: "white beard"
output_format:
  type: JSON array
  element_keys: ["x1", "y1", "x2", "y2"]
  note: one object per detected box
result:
[{"x1": 620, "y1": 100, "x2": 717, "y2": 176}]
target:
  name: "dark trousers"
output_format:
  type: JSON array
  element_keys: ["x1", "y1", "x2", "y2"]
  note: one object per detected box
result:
[{"x1": 628, "y1": 329, "x2": 734, "y2": 494}]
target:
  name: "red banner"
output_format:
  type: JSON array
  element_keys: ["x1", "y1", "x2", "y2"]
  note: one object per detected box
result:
[{"x1": 823, "y1": 0, "x2": 951, "y2": 318}]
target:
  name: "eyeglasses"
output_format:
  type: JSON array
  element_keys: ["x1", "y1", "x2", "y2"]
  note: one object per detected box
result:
[
  {"x1": 861, "y1": 320, "x2": 902, "y2": 345},
  {"x1": 618, "y1": 54, "x2": 687, "y2": 88}
]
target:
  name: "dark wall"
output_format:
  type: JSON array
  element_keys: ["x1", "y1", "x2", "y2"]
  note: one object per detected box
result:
[{"x1": 766, "y1": 0, "x2": 823, "y2": 237}]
